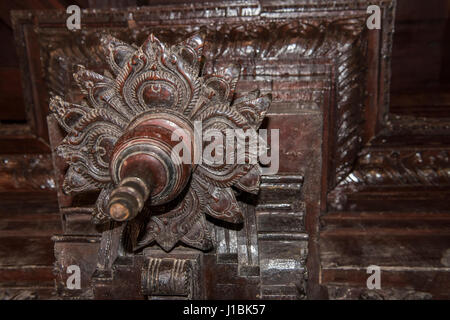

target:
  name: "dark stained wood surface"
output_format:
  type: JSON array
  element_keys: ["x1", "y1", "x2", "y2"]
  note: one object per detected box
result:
[
  {"x1": 390, "y1": 0, "x2": 450, "y2": 117},
  {"x1": 0, "y1": 155, "x2": 60, "y2": 299},
  {"x1": 0, "y1": 0, "x2": 449, "y2": 300}
]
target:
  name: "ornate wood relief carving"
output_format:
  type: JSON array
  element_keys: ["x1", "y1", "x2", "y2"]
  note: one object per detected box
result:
[
  {"x1": 321, "y1": 1, "x2": 450, "y2": 208},
  {"x1": 335, "y1": 149, "x2": 450, "y2": 187},
  {"x1": 50, "y1": 30, "x2": 271, "y2": 253},
  {"x1": 16, "y1": 0, "x2": 400, "y2": 300},
  {"x1": 141, "y1": 257, "x2": 199, "y2": 299}
]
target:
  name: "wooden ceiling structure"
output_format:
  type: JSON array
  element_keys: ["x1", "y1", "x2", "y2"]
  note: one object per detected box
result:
[
  {"x1": 1, "y1": 0, "x2": 449, "y2": 124},
  {"x1": 0, "y1": 0, "x2": 449, "y2": 299}
]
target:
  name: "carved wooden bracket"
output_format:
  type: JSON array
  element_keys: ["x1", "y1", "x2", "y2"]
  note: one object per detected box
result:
[{"x1": 50, "y1": 31, "x2": 271, "y2": 252}]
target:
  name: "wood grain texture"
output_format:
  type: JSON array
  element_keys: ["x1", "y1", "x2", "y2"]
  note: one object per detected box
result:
[
  {"x1": 8, "y1": 0, "x2": 395, "y2": 300},
  {"x1": 7, "y1": 0, "x2": 450, "y2": 301}
]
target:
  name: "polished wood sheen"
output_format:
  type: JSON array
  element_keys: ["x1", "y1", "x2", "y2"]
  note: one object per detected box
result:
[{"x1": 0, "y1": 0, "x2": 449, "y2": 300}]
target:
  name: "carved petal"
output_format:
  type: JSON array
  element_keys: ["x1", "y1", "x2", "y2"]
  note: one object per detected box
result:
[
  {"x1": 62, "y1": 164, "x2": 99, "y2": 194},
  {"x1": 233, "y1": 91, "x2": 272, "y2": 128},
  {"x1": 100, "y1": 34, "x2": 137, "y2": 75},
  {"x1": 194, "y1": 102, "x2": 253, "y2": 188},
  {"x1": 181, "y1": 214, "x2": 213, "y2": 250},
  {"x1": 49, "y1": 96, "x2": 89, "y2": 133},
  {"x1": 196, "y1": 176, "x2": 244, "y2": 223},
  {"x1": 171, "y1": 29, "x2": 206, "y2": 81},
  {"x1": 207, "y1": 186, "x2": 244, "y2": 224},
  {"x1": 135, "y1": 185, "x2": 206, "y2": 252},
  {"x1": 141, "y1": 33, "x2": 167, "y2": 61},
  {"x1": 72, "y1": 65, "x2": 131, "y2": 120},
  {"x1": 73, "y1": 65, "x2": 114, "y2": 110},
  {"x1": 56, "y1": 117, "x2": 121, "y2": 194},
  {"x1": 196, "y1": 163, "x2": 253, "y2": 189},
  {"x1": 203, "y1": 64, "x2": 240, "y2": 103},
  {"x1": 93, "y1": 184, "x2": 114, "y2": 224},
  {"x1": 234, "y1": 165, "x2": 261, "y2": 194},
  {"x1": 113, "y1": 33, "x2": 200, "y2": 116},
  {"x1": 232, "y1": 89, "x2": 260, "y2": 105}
]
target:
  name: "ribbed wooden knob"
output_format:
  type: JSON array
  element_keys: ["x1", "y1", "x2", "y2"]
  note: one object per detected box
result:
[
  {"x1": 108, "y1": 176, "x2": 151, "y2": 221},
  {"x1": 107, "y1": 113, "x2": 194, "y2": 221}
]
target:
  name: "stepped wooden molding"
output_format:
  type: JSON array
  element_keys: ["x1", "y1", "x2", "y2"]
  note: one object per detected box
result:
[{"x1": 13, "y1": 0, "x2": 405, "y2": 300}]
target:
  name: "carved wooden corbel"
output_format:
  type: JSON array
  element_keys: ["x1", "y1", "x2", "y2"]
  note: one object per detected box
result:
[{"x1": 50, "y1": 30, "x2": 272, "y2": 252}]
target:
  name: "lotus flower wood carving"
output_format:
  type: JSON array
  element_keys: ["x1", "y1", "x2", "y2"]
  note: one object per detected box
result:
[{"x1": 50, "y1": 30, "x2": 271, "y2": 252}]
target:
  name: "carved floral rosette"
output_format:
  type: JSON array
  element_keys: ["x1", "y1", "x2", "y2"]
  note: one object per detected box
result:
[{"x1": 50, "y1": 30, "x2": 271, "y2": 252}]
